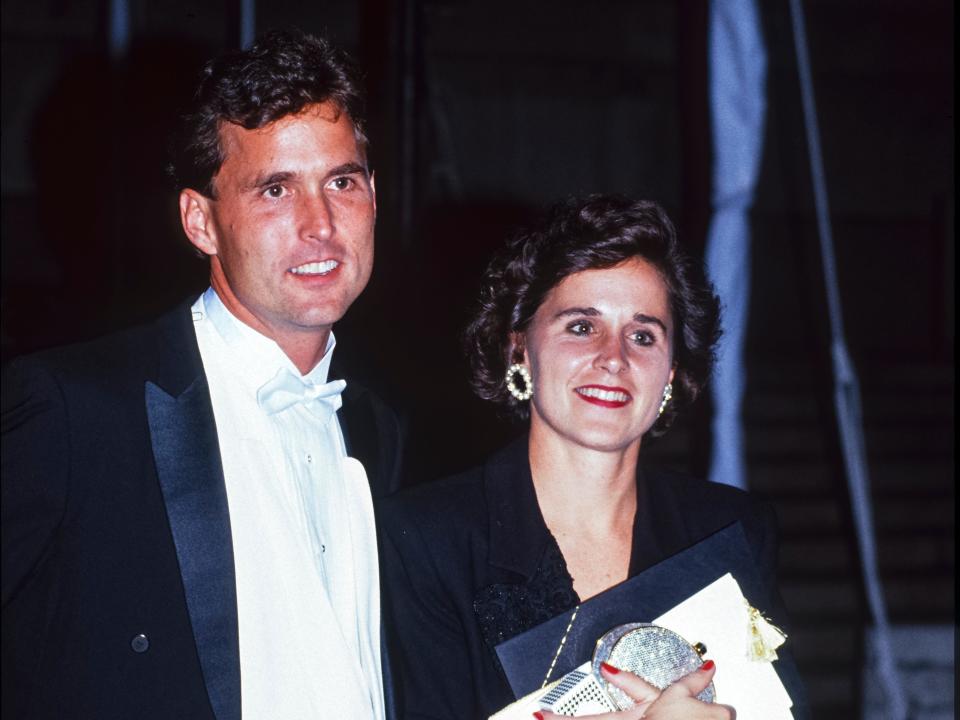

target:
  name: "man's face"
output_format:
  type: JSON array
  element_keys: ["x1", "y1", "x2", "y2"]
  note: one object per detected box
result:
[{"x1": 181, "y1": 102, "x2": 376, "y2": 353}]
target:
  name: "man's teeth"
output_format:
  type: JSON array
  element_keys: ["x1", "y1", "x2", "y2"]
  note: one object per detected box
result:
[
  {"x1": 290, "y1": 260, "x2": 339, "y2": 275},
  {"x1": 576, "y1": 387, "x2": 630, "y2": 402}
]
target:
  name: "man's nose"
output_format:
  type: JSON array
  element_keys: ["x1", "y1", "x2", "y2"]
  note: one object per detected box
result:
[{"x1": 300, "y1": 193, "x2": 334, "y2": 241}]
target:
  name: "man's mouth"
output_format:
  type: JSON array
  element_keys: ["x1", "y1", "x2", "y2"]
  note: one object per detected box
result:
[{"x1": 289, "y1": 260, "x2": 339, "y2": 276}]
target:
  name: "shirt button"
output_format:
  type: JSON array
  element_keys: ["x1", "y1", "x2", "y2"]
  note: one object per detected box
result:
[
  {"x1": 131, "y1": 634, "x2": 150, "y2": 653},
  {"x1": 305, "y1": 453, "x2": 313, "y2": 463}
]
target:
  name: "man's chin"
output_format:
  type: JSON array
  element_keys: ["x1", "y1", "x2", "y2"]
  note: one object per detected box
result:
[{"x1": 285, "y1": 306, "x2": 349, "y2": 333}]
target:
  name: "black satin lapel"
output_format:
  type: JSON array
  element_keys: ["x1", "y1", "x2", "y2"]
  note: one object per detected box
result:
[
  {"x1": 338, "y1": 380, "x2": 405, "y2": 499},
  {"x1": 339, "y1": 386, "x2": 377, "y2": 481},
  {"x1": 146, "y1": 379, "x2": 240, "y2": 720}
]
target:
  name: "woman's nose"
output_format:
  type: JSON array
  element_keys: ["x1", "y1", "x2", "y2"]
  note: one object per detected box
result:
[{"x1": 594, "y1": 335, "x2": 628, "y2": 374}]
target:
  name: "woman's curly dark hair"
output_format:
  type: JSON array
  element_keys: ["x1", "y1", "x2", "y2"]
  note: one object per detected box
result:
[
  {"x1": 464, "y1": 194, "x2": 721, "y2": 437},
  {"x1": 168, "y1": 29, "x2": 367, "y2": 196}
]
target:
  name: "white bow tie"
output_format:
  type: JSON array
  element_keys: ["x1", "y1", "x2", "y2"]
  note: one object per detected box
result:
[{"x1": 256, "y1": 367, "x2": 346, "y2": 421}]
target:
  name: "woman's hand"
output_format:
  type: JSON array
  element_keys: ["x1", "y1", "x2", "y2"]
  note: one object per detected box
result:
[{"x1": 534, "y1": 660, "x2": 735, "y2": 720}]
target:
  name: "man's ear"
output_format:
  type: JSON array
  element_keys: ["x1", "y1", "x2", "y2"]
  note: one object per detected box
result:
[
  {"x1": 369, "y1": 170, "x2": 377, "y2": 217},
  {"x1": 179, "y1": 188, "x2": 218, "y2": 256}
]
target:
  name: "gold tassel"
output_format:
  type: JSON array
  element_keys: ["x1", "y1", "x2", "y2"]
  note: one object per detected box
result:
[{"x1": 746, "y1": 603, "x2": 787, "y2": 662}]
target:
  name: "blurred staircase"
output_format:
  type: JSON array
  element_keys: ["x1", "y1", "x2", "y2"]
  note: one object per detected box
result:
[{"x1": 648, "y1": 360, "x2": 954, "y2": 718}]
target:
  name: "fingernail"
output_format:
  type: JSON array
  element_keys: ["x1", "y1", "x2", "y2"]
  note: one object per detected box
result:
[
  {"x1": 600, "y1": 661, "x2": 621, "y2": 674},
  {"x1": 532, "y1": 712, "x2": 545, "y2": 720},
  {"x1": 701, "y1": 659, "x2": 715, "y2": 671}
]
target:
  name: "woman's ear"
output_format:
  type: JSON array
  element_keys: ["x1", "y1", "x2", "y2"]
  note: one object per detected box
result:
[{"x1": 508, "y1": 332, "x2": 528, "y2": 366}]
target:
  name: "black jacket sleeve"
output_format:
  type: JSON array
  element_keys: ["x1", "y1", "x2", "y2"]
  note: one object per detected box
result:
[{"x1": 2, "y1": 358, "x2": 70, "y2": 607}]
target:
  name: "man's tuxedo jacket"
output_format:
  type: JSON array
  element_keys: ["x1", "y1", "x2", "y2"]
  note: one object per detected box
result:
[{"x1": 1, "y1": 303, "x2": 403, "y2": 719}]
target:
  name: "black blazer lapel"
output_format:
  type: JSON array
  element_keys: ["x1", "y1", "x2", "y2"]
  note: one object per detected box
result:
[
  {"x1": 145, "y1": 306, "x2": 240, "y2": 720},
  {"x1": 333, "y1": 371, "x2": 404, "y2": 719},
  {"x1": 474, "y1": 438, "x2": 579, "y2": 650},
  {"x1": 334, "y1": 374, "x2": 404, "y2": 499}
]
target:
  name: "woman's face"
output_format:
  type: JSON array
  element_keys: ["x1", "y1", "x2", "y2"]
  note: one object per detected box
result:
[{"x1": 522, "y1": 257, "x2": 676, "y2": 454}]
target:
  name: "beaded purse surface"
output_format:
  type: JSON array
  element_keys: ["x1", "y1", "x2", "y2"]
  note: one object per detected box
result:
[{"x1": 591, "y1": 623, "x2": 714, "y2": 709}]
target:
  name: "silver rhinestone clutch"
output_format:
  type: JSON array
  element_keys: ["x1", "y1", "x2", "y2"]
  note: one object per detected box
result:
[{"x1": 591, "y1": 623, "x2": 715, "y2": 710}]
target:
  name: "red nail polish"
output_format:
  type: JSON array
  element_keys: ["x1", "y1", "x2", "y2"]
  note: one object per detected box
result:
[
  {"x1": 532, "y1": 712, "x2": 545, "y2": 720},
  {"x1": 702, "y1": 659, "x2": 715, "y2": 671},
  {"x1": 600, "y1": 661, "x2": 621, "y2": 674}
]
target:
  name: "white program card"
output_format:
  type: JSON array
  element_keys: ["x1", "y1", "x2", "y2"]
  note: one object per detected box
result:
[
  {"x1": 652, "y1": 573, "x2": 793, "y2": 720},
  {"x1": 491, "y1": 573, "x2": 794, "y2": 719}
]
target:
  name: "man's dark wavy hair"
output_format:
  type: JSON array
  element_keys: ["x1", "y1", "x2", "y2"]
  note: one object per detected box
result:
[
  {"x1": 167, "y1": 29, "x2": 367, "y2": 197},
  {"x1": 464, "y1": 194, "x2": 721, "y2": 437}
]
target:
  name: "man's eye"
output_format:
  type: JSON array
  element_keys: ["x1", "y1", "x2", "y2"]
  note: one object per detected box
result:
[
  {"x1": 263, "y1": 184, "x2": 286, "y2": 199},
  {"x1": 330, "y1": 176, "x2": 354, "y2": 191},
  {"x1": 568, "y1": 321, "x2": 591, "y2": 336}
]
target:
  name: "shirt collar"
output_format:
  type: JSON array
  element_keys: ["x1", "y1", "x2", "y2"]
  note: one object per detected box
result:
[{"x1": 200, "y1": 287, "x2": 337, "y2": 391}]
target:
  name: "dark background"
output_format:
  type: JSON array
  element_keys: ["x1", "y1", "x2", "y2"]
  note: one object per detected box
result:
[{"x1": 1, "y1": 1, "x2": 953, "y2": 717}]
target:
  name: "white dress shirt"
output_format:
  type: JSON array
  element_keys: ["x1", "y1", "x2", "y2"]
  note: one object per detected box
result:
[{"x1": 192, "y1": 289, "x2": 384, "y2": 720}]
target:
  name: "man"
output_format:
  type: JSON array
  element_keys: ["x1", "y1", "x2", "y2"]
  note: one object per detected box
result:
[{"x1": 2, "y1": 30, "x2": 401, "y2": 719}]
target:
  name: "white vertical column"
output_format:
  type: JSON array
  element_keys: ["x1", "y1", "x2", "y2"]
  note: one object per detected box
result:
[
  {"x1": 109, "y1": 0, "x2": 130, "y2": 59},
  {"x1": 240, "y1": 0, "x2": 256, "y2": 49},
  {"x1": 705, "y1": 0, "x2": 767, "y2": 490}
]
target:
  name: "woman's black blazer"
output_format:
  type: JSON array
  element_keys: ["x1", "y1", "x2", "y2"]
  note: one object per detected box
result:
[{"x1": 380, "y1": 436, "x2": 809, "y2": 720}]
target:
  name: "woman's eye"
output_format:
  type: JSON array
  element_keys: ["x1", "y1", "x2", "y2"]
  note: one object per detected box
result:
[
  {"x1": 568, "y1": 321, "x2": 592, "y2": 336},
  {"x1": 631, "y1": 330, "x2": 655, "y2": 346}
]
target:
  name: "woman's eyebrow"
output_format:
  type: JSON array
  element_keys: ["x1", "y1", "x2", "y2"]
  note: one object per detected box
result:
[{"x1": 553, "y1": 307, "x2": 600, "y2": 319}]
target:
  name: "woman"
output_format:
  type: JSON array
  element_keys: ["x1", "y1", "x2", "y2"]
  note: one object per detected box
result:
[{"x1": 380, "y1": 196, "x2": 804, "y2": 719}]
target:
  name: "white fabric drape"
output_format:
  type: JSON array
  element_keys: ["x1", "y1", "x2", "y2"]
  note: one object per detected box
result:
[{"x1": 705, "y1": 0, "x2": 767, "y2": 490}]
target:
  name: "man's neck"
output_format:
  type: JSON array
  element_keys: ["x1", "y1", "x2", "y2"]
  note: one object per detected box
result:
[
  {"x1": 208, "y1": 284, "x2": 332, "y2": 375},
  {"x1": 274, "y1": 332, "x2": 332, "y2": 375}
]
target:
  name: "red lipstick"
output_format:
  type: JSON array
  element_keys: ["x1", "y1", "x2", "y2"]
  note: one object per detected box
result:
[{"x1": 574, "y1": 385, "x2": 632, "y2": 408}]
